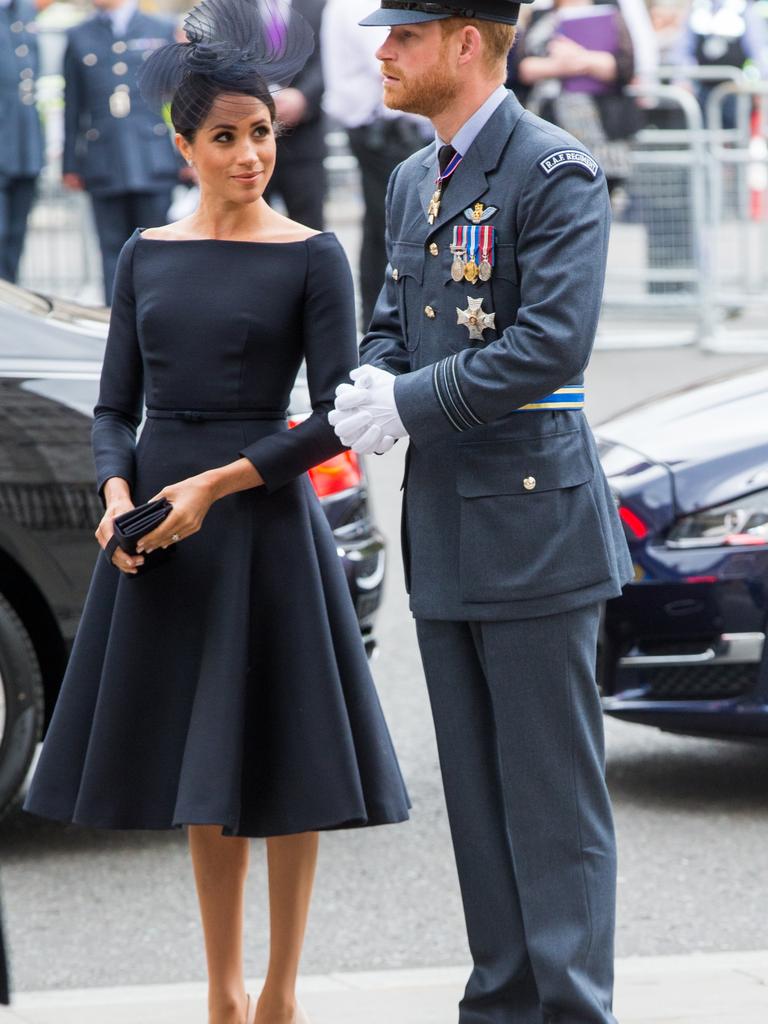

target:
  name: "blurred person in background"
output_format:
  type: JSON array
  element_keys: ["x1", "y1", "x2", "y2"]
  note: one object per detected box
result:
[
  {"x1": 322, "y1": 0, "x2": 429, "y2": 327},
  {"x1": 514, "y1": 0, "x2": 643, "y2": 193},
  {"x1": 668, "y1": 0, "x2": 768, "y2": 126},
  {"x1": 0, "y1": 0, "x2": 44, "y2": 283},
  {"x1": 262, "y1": 0, "x2": 327, "y2": 230},
  {"x1": 62, "y1": 0, "x2": 181, "y2": 303},
  {"x1": 0, "y1": 895, "x2": 8, "y2": 1006}
]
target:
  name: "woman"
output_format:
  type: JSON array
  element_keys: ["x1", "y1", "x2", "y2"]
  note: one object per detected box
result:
[
  {"x1": 514, "y1": 0, "x2": 642, "y2": 194},
  {"x1": 22, "y1": 2, "x2": 410, "y2": 1022}
]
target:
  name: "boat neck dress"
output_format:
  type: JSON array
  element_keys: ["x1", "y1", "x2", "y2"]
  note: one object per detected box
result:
[{"x1": 23, "y1": 229, "x2": 410, "y2": 837}]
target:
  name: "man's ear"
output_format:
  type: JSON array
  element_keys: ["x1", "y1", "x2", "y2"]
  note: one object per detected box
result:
[{"x1": 457, "y1": 25, "x2": 483, "y2": 66}]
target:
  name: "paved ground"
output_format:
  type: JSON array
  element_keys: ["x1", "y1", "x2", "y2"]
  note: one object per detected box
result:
[{"x1": 2, "y1": 951, "x2": 768, "y2": 1024}]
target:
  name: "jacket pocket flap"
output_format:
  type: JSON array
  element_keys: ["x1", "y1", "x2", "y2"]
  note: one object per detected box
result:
[
  {"x1": 457, "y1": 430, "x2": 593, "y2": 497},
  {"x1": 391, "y1": 244, "x2": 424, "y2": 284}
]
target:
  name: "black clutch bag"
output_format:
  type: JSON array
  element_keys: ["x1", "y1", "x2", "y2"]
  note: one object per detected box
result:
[{"x1": 103, "y1": 497, "x2": 175, "y2": 574}]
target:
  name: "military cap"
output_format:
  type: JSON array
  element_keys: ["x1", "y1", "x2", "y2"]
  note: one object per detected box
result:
[{"x1": 360, "y1": 0, "x2": 532, "y2": 27}]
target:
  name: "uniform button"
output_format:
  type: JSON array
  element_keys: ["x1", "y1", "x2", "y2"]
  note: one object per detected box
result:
[
  {"x1": 85, "y1": 128, "x2": 100, "y2": 141},
  {"x1": 429, "y1": 242, "x2": 439, "y2": 257},
  {"x1": 112, "y1": 61, "x2": 128, "y2": 75},
  {"x1": 523, "y1": 476, "x2": 537, "y2": 491},
  {"x1": 15, "y1": 44, "x2": 29, "y2": 57},
  {"x1": 153, "y1": 122, "x2": 167, "y2": 135},
  {"x1": 425, "y1": 306, "x2": 436, "y2": 319},
  {"x1": 112, "y1": 40, "x2": 128, "y2": 53},
  {"x1": 20, "y1": 68, "x2": 34, "y2": 79},
  {"x1": 392, "y1": 268, "x2": 399, "y2": 281},
  {"x1": 19, "y1": 79, "x2": 33, "y2": 92},
  {"x1": 21, "y1": 94, "x2": 35, "y2": 105},
  {"x1": 83, "y1": 52, "x2": 98, "y2": 66},
  {"x1": 10, "y1": 20, "x2": 23, "y2": 32}
]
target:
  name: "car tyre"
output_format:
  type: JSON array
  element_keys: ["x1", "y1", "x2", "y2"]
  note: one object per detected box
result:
[{"x1": 0, "y1": 594, "x2": 44, "y2": 821}]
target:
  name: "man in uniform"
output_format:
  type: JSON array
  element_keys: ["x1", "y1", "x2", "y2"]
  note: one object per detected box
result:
[
  {"x1": 62, "y1": 0, "x2": 180, "y2": 303},
  {"x1": 330, "y1": 3, "x2": 633, "y2": 1023},
  {"x1": 0, "y1": 0, "x2": 44, "y2": 283}
]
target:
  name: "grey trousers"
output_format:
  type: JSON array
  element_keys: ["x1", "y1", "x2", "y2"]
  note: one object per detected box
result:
[{"x1": 416, "y1": 604, "x2": 617, "y2": 1024}]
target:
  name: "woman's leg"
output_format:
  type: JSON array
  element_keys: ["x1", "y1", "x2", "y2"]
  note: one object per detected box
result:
[
  {"x1": 188, "y1": 825, "x2": 250, "y2": 1024},
  {"x1": 256, "y1": 832, "x2": 319, "y2": 1024}
]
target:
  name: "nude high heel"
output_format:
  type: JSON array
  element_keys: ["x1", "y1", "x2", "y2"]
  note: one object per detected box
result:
[{"x1": 294, "y1": 1004, "x2": 311, "y2": 1024}]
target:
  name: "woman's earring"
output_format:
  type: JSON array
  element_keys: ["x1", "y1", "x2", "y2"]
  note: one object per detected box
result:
[{"x1": 186, "y1": 159, "x2": 193, "y2": 167}]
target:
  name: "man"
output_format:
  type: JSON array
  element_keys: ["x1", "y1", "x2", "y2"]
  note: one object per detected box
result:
[
  {"x1": 322, "y1": 0, "x2": 429, "y2": 326},
  {"x1": 330, "y1": 2, "x2": 633, "y2": 1023},
  {"x1": 62, "y1": 0, "x2": 179, "y2": 303},
  {"x1": 263, "y1": 0, "x2": 327, "y2": 231},
  {"x1": 0, "y1": 0, "x2": 44, "y2": 283}
]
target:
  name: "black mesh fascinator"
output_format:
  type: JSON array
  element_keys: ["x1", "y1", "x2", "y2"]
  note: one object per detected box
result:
[{"x1": 138, "y1": 0, "x2": 314, "y2": 134}]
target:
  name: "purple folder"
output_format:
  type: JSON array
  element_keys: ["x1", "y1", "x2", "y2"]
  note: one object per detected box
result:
[{"x1": 556, "y1": 5, "x2": 619, "y2": 96}]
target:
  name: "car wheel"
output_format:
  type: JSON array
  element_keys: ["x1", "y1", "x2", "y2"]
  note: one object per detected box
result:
[{"x1": 0, "y1": 594, "x2": 44, "y2": 821}]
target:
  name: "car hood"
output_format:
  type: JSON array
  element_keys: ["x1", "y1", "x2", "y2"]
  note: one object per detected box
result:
[{"x1": 596, "y1": 367, "x2": 768, "y2": 515}]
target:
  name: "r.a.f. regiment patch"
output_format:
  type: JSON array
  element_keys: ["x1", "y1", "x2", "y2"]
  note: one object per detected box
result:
[{"x1": 539, "y1": 150, "x2": 599, "y2": 179}]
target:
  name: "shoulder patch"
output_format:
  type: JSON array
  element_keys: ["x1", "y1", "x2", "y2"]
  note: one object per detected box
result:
[{"x1": 539, "y1": 150, "x2": 599, "y2": 179}]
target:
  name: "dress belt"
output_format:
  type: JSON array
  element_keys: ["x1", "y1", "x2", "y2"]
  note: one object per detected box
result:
[{"x1": 146, "y1": 408, "x2": 286, "y2": 422}]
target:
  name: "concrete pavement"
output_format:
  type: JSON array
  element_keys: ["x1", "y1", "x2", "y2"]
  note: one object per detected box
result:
[{"x1": 1, "y1": 951, "x2": 767, "y2": 1024}]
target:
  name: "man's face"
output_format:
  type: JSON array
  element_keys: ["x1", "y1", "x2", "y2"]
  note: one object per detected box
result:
[{"x1": 375, "y1": 22, "x2": 462, "y2": 119}]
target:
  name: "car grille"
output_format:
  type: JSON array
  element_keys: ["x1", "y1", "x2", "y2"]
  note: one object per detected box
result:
[{"x1": 641, "y1": 664, "x2": 759, "y2": 700}]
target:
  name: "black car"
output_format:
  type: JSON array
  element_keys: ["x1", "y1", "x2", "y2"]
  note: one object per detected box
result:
[
  {"x1": 0, "y1": 280, "x2": 385, "y2": 818},
  {"x1": 597, "y1": 366, "x2": 768, "y2": 740}
]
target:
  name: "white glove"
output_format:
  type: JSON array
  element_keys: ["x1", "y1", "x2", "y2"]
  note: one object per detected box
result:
[{"x1": 329, "y1": 366, "x2": 408, "y2": 456}]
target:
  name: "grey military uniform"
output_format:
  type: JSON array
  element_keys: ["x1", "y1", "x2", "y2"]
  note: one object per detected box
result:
[
  {"x1": 360, "y1": 91, "x2": 632, "y2": 1024},
  {"x1": 0, "y1": 0, "x2": 44, "y2": 282},
  {"x1": 63, "y1": 9, "x2": 179, "y2": 301}
]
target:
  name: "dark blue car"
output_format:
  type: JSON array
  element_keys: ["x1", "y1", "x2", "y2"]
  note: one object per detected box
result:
[{"x1": 596, "y1": 366, "x2": 768, "y2": 740}]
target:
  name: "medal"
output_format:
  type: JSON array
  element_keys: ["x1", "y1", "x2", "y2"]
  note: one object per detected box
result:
[
  {"x1": 457, "y1": 296, "x2": 496, "y2": 343},
  {"x1": 478, "y1": 225, "x2": 494, "y2": 282},
  {"x1": 450, "y1": 226, "x2": 467, "y2": 282},
  {"x1": 464, "y1": 225, "x2": 479, "y2": 284},
  {"x1": 427, "y1": 147, "x2": 464, "y2": 224},
  {"x1": 428, "y1": 189, "x2": 442, "y2": 226}
]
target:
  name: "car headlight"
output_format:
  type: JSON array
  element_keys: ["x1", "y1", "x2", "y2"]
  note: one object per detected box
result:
[{"x1": 666, "y1": 490, "x2": 768, "y2": 549}]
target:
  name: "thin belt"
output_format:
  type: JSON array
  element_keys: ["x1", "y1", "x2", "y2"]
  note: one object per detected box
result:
[
  {"x1": 516, "y1": 386, "x2": 585, "y2": 412},
  {"x1": 146, "y1": 408, "x2": 286, "y2": 423}
]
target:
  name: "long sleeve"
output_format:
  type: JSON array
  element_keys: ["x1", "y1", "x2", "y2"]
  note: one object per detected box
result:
[
  {"x1": 358, "y1": 164, "x2": 412, "y2": 376},
  {"x1": 91, "y1": 233, "x2": 144, "y2": 506},
  {"x1": 238, "y1": 234, "x2": 358, "y2": 492},
  {"x1": 62, "y1": 34, "x2": 81, "y2": 177},
  {"x1": 394, "y1": 157, "x2": 611, "y2": 448}
]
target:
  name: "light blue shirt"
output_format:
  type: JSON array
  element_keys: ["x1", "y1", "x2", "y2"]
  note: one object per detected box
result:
[
  {"x1": 437, "y1": 84, "x2": 509, "y2": 157},
  {"x1": 108, "y1": 0, "x2": 138, "y2": 38}
]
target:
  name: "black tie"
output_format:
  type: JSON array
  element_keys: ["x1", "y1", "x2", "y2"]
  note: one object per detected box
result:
[{"x1": 438, "y1": 144, "x2": 457, "y2": 193}]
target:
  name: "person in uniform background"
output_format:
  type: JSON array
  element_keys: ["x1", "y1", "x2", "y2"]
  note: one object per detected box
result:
[
  {"x1": 322, "y1": 0, "x2": 430, "y2": 327},
  {"x1": 62, "y1": 0, "x2": 180, "y2": 303},
  {"x1": 0, "y1": 0, "x2": 44, "y2": 283},
  {"x1": 262, "y1": 0, "x2": 327, "y2": 231},
  {"x1": 331, "y1": 2, "x2": 633, "y2": 1023}
]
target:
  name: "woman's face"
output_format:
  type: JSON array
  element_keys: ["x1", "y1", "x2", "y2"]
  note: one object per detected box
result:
[{"x1": 179, "y1": 94, "x2": 277, "y2": 204}]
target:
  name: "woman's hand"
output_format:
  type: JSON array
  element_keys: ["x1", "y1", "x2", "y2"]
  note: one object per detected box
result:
[
  {"x1": 95, "y1": 496, "x2": 145, "y2": 575},
  {"x1": 547, "y1": 36, "x2": 618, "y2": 82},
  {"x1": 136, "y1": 474, "x2": 217, "y2": 554}
]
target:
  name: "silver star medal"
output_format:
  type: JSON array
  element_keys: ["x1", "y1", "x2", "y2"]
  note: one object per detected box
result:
[{"x1": 457, "y1": 296, "x2": 496, "y2": 342}]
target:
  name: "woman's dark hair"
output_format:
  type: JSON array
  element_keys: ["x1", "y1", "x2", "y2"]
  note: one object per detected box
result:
[
  {"x1": 138, "y1": 0, "x2": 313, "y2": 141},
  {"x1": 170, "y1": 69, "x2": 277, "y2": 142}
]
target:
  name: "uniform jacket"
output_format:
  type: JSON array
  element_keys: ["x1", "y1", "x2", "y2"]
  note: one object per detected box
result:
[
  {"x1": 0, "y1": 0, "x2": 44, "y2": 182},
  {"x1": 62, "y1": 11, "x2": 179, "y2": 197},
  {"x1": 360, "y1": 90, "x2": 633, "y2": 621},
  {"x1": 276, "y1": 0, "x2": 326, "y2": 162}
]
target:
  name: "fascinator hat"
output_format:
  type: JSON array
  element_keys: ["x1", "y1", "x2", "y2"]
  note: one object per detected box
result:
[{"x1": 138, "y1": 0, "x2": 315, "y2": 137}]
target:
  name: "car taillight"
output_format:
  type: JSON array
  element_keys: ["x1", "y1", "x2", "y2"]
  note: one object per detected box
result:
[
  {"x1": 619, "y1": 505, "x2": 649, "y2": 541},
  {"x1": 289, "y1": 418, "x2": 363, "y2": 499}
]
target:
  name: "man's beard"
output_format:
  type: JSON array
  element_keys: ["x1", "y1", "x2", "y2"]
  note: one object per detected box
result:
[{"x1": 382, "y1": 62, "x2": 461, "y2": 120}]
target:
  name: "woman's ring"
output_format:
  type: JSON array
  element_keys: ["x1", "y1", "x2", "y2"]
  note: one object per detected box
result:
[{"x1": 171, "y1": 533, "x2": 181, "y2": 543}]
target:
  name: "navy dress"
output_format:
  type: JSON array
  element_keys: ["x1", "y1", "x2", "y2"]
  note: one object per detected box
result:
[{"x1": 23, "y1": 230, "x2": 410, "y2": 837}]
